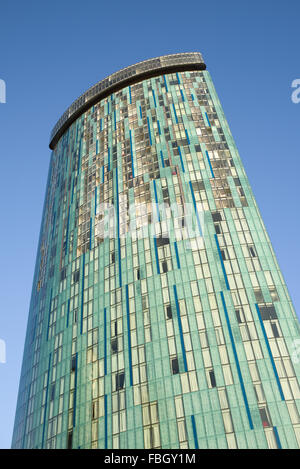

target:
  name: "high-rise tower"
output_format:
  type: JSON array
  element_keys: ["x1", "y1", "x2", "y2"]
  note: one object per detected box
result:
[{"x1": 12, "y1": 53, "x2": 300, "y2": 449}]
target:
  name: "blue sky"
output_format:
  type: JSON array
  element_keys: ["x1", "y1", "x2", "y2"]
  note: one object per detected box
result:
[{"x1": 0, "y1": 0, "x2": 299, "y2": 449}]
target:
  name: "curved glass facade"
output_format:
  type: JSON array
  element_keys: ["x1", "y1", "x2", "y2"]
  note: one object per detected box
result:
[{"x1": 12, "y1": 53, "x2": 300, "y2": 449}]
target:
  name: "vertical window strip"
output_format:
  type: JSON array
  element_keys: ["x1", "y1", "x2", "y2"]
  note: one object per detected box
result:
[
  {"x1": 41, "y1": 353, "x2": 52, "y2": 448},
  {"x1": 77, "y1": 140, "x2": 81, "y2": 175},
  {"x1": 104, "y1": 308, "x2": 107, "y2": 375},
  {"x1": 191, "y1": 415, "x2": 199, "y2": 449},
  {"x1": 188, "y1": 181, "x2": 202, "y2": 236},
  {"x1": 205, "y1": 112, "x2": 211, "y2": 127},
  {"x1": 178, "y1": 146, "x2": 185, "y2": 173},
  {"x1": 94, "y1": 187, "x2": 97, "y2": 216},
  {"x1": 273, "y1": 426, "x2": 282, "y2": 449},
  {"x1": 180, "y1": 89, "x2": 185, "y2": 102},
  {"x1": 160, "y1": 150, "x2": 165, "y2": 168},
  {"x1": 125, "y1": 285, "x2": 133, "y2": 386},
  {"x1": 129, "y1": 86, "x2": 132, "y2": 104},
  {"x1": 104, "y1": 394, "x2": 108, "y2": 449},
  {"x1": 73, "y1": 352, "x2": 78, "y2": 428},
  {"x1": 129, "y1": 130, "x2": 135, "y2": 178},
  {"x1": 163, "y1": 74, "x2": 168, "y2": 92},
  {"x1": 157, "y1": 119, "x2": 161, "y2": 135},
  {"x1": 205, "y1": 150, "x2": 215, "y2": 178},
  {"x1": 80, "y1": 253, "x2": 85, "y2": 334},
  {"x1": 153, "y1": 180, "x2": 160, "y2": 222},
  {"x1": 172, "y1": 103, "x2": 178, "y2": 124},
  {"x1": 174, "y1": 242, "x2": 181, "y2": 269},
  {"x1": 71, "y1": 179, "x2": 75, "y2": 203},
  {"x1": 185, "y1": 128, "x2": 190, "y2": 145},
  {"x1": 66, "y1": 298, "x2": 70, "y2": 328},
  {"x1": 173, "y1": 285, "x2": 188, "y2": 372},
  {"x1": 89, "y1": 217, "x2": 92, "y2": 250},
  {"x1": 255, "y1": 304, "x2": 285, "y2": 401},
  {"x1": 220, "y1": 291, "x2": 254, "y2": 430},
  {"x1": 46, "y1": 289, "x2": 53, "y2": 341},
  {"x1": 154, "y1": 237, "x2": 160, "y2": 275},
  {"x1": 214, "y1": 234, "x2": 230, "y2": 290},
  {"x1": 152, "y1": 89, "x2": 157, "y2": 107},
  {"x1": 147, "y1": 117, "x2": 152, "y2": 145},
  {"x1": 115, "y1": 169, "x2": 122, "y2": 288}
]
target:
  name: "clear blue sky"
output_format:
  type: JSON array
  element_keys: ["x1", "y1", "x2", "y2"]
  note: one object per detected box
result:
[{"x1": 0, "y1": 0, "x2": 299, "y2": 449}]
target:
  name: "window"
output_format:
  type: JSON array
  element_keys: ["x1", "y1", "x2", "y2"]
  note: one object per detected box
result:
[
  {"x1": 111, "y1": 338, "x2": 118, "y2": 353},
  {"x1": 259, "y1": 407, "x2": 271, "y2": 427},
  {"x1": 171, "y1": 358, "x2": 179, "y2": 375},
  {"x1": 71, "y1": 355, "x2": 76, "y2": 371},
  {"x1": 260, "y1": 306, "x2": 277, "y2": 320},
  {"x1": 166, "y1": 305, "x2": 172, "y2": 319},
  {"x1": 212, "y1": 212, "x2": 222, "y2": 222},
  {"x1": 209, "y1": 370, "x2": 216, "y2": 388},
  {"x1": 215, "y1": 224, "x2": 221, "y2": 234},
  {"x1": 235, "y1": 309, "x2": 244, "y2": 324},
  {"x1": 60, "y1": 267, "x2": 66, "y2": 281},
  {"x1": 156, "y1": 237, "x2": 169, "y2": 247},
  {"x1": 67, "y1": 432, "x2": 73, "y2": 449},
  {"x1": 271, "y1": 323, "x2": 280, "y2": 338},
  {"x1": 50, "y1": 384, "x2": 55, "y2": 401},
  {"x1": 116, "y1": 372, "x2": 125, "y2": 390},
  {"x1": 73, "y1": 270, "x2": 80, "y2": 283}
]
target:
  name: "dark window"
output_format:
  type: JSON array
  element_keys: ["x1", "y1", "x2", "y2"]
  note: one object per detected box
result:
[
  {"x1": 73, "y1": 270, "x2": 80, "y2": 283},
  {"x1": 209, "y1": 370, "x2": 216, "y2": 388},
  {"x1": 235, "y1": 309, "x2": 243, "y2": 324},
  {"x1": 212, "y1": 212, "x2": 222, "y2": 222},
  {"x1": 137, "y1": 269, "x2": 140, "y2": 280},
  {"x1": 156, "y1": 237, "x2": 169, "y2": 247},
  {"x1": 249, "y1": 246, "x2": 256, "y2": 258},
  {"x1": 271, "y1": 323, "x2": 280, "y2": 338},
  {"x1": 111, "y1": 252, "x2": 115, "y2": 264},
  {"x1": 260, "y1": 306, "x2": 277, "y2": 320},
  {"x1": 67, "y1": 432, "x2": 73, "y2": 449},
  {"x1": 116, "y1": 372, "x2": 125, "y2": 390},
  {"x1": 171, "y1": 358, "x2": 179, "y2": 375},
  {"x1": 259, "y1": 408, "x2": 271, "y2": 427},
  {"x1": 50, "y1": 384, "x2": 55, "y2": 401},
  {"x1": 166, "y1": 305, "x2": 172, "y2": 319},
  {"x1": 111, "y1": 338, "x2": 118, "y2": 353},
  {"x1": 60, "y1": 267, "x2": 66, "y2": 281},
  {"x1": 220, "y1": 250, "x2": 227, "y2": 261},
  {"x1": 162, "y1": 261, "x2": 168, "y2": 273},
  {"x1": 71, "y1": 355, "x2": 76, "y2": 371},
  {"x1": 215, "y1": 224, "x2": 221, "y2": 234}
]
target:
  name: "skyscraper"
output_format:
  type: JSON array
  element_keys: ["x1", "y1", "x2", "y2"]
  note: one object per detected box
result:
[{"x1": 12, "y1": 53, "x2": 300, "y2": 449}]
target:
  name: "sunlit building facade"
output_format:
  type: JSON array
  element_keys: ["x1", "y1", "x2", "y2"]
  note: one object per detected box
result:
[{"x1": 12, "y1": 53, "x2": 300, "y2": 449}]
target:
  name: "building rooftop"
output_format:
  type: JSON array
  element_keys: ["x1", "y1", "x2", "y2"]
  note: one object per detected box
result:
[{"x1": 49, "y1": 52, "x2": 206, "y2": 149}]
